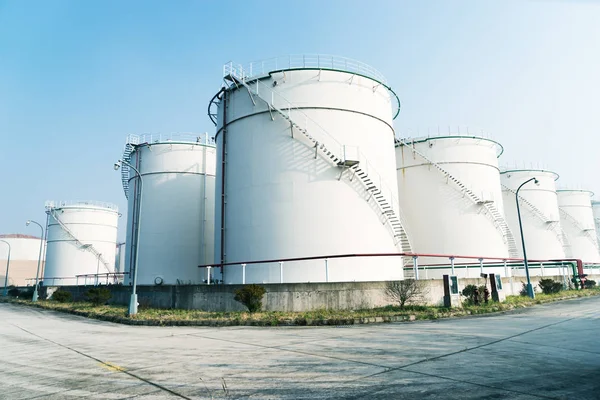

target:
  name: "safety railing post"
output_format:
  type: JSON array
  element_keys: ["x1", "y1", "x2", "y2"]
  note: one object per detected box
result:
[
  {"x1": 540, "y1": 262, "x2": 544, "y2": 276},
  {"x1": 450, "y1": 256, "x2": 455, "y2": 275},
  {"x1": 413, "y1": 256, "x2": 419, "y2": 280},
  {"x1": 479, "y1": 258, "x2": 484, "y2": 275},
  {"x1": 279, "y1": 261, "x2": 284, "y2": 283},
  {"x1": 207, "y1": 266, "x2": 211, "y2": 285},
  {"x1": 325, "y1": 258, "x2": 329, "y2": 282},
  {"x1": 242, "y1": 263, "x2": 246, "y2": 284}
]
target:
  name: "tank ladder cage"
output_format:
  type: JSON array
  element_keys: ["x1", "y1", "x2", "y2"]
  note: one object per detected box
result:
[
  {"x1": 222, "y1": 54, "x2": 401, "y2": 119},
  {"x1": 45, "y1": 207, "x2": 113, "y2": 274},
  {"x1": 396, "y1": 137, "x2": 519, "y2": 257},
  {"x1": 558, "y1": 208, "x2": 600, "y2": 251},
  {"x1": 500, "y1": 183, "x2": 567, "y2": 246},
  {"x1": 223, "y1": 67, "x2": 413, "y2": 255}
]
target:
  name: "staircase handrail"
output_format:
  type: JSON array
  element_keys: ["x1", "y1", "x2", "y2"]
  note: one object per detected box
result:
[
  {"x1": 225, "y1": 66, "x2": 412, "y2": 252},
  {"x1": 46, "y1": 208, "x2": 112, "y2": 273},
  {"x1": 396, "y1": 138, "x2": 518, "y2": 256}
]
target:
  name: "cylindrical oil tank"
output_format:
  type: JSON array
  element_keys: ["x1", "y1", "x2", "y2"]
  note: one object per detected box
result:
[
  {"x1": 123, "y1": 133, "x2": 216, "y2": 285},
  {"x1": 557, "y1": 190, "x2": 600, "y2": 263},
  {"x1": 500, "y1": 170, "x2": 565, "y2": 263},
  {"x1": 396, "y1": 136, "x2": 512, "y2": 278},
  {"x1": 0, "y1": 234, "x2": 45, "y2": 286},
  {"x1": 212, "y1": 55, "x2": 407, "y2": 283},
  {"x1": 44, "y1": 201, "x2": 119, "y2": 286},
  {"x1": 592, "y1": 201, "x2": 600, "y2": 249}
]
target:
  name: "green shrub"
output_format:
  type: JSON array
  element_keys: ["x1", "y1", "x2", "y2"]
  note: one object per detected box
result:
[
  {"x1": 7, "y1": 287, "x2": 20, "y2": 297},
  {"x1": 233, "y1": 284, "x2": 266, "y2": 313},
  {"x1": 584, "y1": 280, "x2": 596, "y2": 289},
  {"x1": 52, "y1": 289, "x2": 72, "y2": 303},
  {"x1": 85, "y1": 287, "x2": 112, "y2": 306},
  {"x1": 538, "y1": 279, "x2": 562, "y2": 295},
  {"x1": 519, "y1": 283, "x2": 529, "y2": 296}
]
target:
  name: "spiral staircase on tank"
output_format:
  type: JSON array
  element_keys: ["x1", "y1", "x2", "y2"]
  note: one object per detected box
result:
[
  {"x1": 500, "y1": 183, "x2": 571, "y2": 256},
  {"x1": 44, "y1": 203, "x2": 112, "y2": 275},
  {"x1": 558, "y1": 208, "x2": 600, "y2": 254},
  {"x1": 396, "y1": 139, "x2": 519, "y2": 258},
  {"x1": 219, "y1": 64, "x2": 413, "y2": 257}
]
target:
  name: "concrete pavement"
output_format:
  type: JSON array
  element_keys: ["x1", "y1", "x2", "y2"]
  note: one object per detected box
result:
[{"x1": 1, "y1": 297, "x2": 599, "y2": 399}]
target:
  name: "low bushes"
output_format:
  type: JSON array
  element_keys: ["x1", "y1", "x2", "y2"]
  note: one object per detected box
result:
[
  {"x1": 538, "y1": 279, "x2": 563, "y2": 295},
  {"x1": 85, "y1": 287, "x2": 112, "y2": 306},
  {"x1": 51, "y1": 289, "x2": 72, "y2": 303},
  {"x1": 234, "y1": 284, "x2": 266, "y2": 313}
]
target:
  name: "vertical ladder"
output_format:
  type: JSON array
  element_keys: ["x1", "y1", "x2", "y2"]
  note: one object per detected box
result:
[
  {"x1": 223, "y1": 69, "x2": 412, "y2": 254},
  {"x1": 396, "y1": 138, "x2": 519, "y2": 257}
]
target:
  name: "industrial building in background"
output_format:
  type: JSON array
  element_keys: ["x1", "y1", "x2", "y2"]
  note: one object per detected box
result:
[
  {"x1": 500, "y1": 169, "x2": 566, "y2": 261},
  {"x1": 0, "y1": 234, "x2": 45, "y2": 286},
  {"x1": 120, "y1": 133, "x2": 216, "y2": 285},
  {"x1": 208, "y1": 55, "x2": 411, "y2": 284},
  {"x1": 395, "y1": 136, "x2": 512, "y2": 278},
  {"x1": 43, "y1": 201, "x2": 119, "y2": 286},
  {"x1": 557, "y1": 190, "x2": 600, "y2": 268}
]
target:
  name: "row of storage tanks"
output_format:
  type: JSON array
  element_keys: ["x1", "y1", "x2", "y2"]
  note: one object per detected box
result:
[{"x1": 3, "y1": 56, "x2": 600, "y2": 286}]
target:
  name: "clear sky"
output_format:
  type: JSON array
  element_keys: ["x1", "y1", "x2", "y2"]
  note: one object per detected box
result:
[{"x1": 1, "y1": 0, "x2": 599, "y2": 241}]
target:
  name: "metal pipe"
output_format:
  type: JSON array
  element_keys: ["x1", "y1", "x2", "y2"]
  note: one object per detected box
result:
[
  {"x1": 1, "y1": 240, "x2": 11, "y2": 296},
  {"x1": 26, "y1": 220, "x2": 44, "y2": 302}
]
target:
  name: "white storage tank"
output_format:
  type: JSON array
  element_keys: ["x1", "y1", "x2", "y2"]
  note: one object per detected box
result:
[
  {"x1": 395, "y1": 136, "x2": 514, "y2": 278},
  {"x1": 210, "y1": 55, "x2": 410, "y2": 284},
  {"x1": 121, "y1": 133, "x2": 216, "y2": 285},
  {"x1": 0, "y1": 234, "x2": 45, "y2": 286},
  {"x1": 500, "y1": 170, "x2": 566, "y2": 262},
  {"x1": 592, "y1": 201, "x2": 600, "y2": 249},
  {"x1": 557, "y1": 190, "x2": 600, "y2": 263},
  {"x1": 44, "y1": 201, "x2": 119, "y2": 286}
]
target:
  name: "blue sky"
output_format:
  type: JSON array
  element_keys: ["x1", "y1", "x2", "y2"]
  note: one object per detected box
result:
[{"x1": 1, "y1": 0, "x2": 599, "y2": 240}]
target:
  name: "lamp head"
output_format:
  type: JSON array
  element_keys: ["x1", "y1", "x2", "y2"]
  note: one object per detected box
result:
[
  {"x1": 26, "y1": 220, "x2": 31, "y2": 226},
  {"x1": 114, "y1": 160, "x2": 122, "y2": 171},
  {"x1": 534, "y1": 178, "x2": 539, "y2": 185}
]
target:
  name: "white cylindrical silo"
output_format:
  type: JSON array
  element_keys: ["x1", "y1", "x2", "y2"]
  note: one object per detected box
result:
[
  {"x1": 122, "y1": 133, "x2": 216, "y2": 285},
  {"x1": 0, "y1": 234, "x2": 45, "y2": 287},
  {"x1": 592, "y1": 201, "x2": 600, "y2": 249},
  {"x1": 44, "y1": 201, "x2": 119, "y2": 286},
  {"x1": 395, "y1": 136, "x2": 514, "y2": 278},
  {"x1": 500, "y1": 170, "x2": 566, "y2": 263},
  {"x1": 557, "y1": 190, "x2": 600, "y2": 263},
  {"x1": 211, "y1": 55, "x2": 409, "y2": 284}
]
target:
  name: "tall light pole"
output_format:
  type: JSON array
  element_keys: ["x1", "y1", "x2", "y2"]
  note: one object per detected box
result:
[
  {"x1": 516, "y1": 177, "x2": 538, "y2": 299},
  {"x1": 114, "y1": 159, "x2": 143, "y2": 316},
  {"x1": 26, "y1": 220, "x2": 44, "y2": 302},
  {"x1": 1, "y1": 240, "x2": 11, "y2": 297}
]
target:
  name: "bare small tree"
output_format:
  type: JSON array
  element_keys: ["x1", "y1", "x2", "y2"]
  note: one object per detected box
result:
[{"x1": 384, "y1": 279, "x2": 429, "y2": 309}]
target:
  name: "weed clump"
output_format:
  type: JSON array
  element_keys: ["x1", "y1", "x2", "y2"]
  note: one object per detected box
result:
[{"x1": 85, "y1": 287, "x2": 112, "y2": 306}]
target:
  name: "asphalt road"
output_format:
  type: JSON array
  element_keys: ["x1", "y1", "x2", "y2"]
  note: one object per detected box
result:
[{"x1": 1, "y1": 297, "x2": 599, "y2": 399}]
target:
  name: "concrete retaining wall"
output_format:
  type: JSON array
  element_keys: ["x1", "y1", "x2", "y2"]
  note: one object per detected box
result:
[{"x1": 46, "y1": 274, "x2": 599, "y2": 312}]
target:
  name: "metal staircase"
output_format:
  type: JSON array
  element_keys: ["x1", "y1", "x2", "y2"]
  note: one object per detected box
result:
[
  {"x1": 120, "y1": 135, "x2": 139, "y2": 199},
  {"x1": 559, "y1": 208, "x2": 600, "y2": 252},
  {"x1": 397, "y1": 139, "x2": 519, "y2": 257},
  {"x1": 46, "y1": 207, "x2": 112, "y2": 273},
  {"x1": 223, "y1": 67, "x2": 412, "y2": 254},
  {"x1": 500, "y1": 183, "x2": 567, "y2": 248}
]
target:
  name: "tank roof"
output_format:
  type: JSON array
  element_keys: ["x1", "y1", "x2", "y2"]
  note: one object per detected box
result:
[
  {"x1": 127, "y1": 133, "x2": 215, "y2": 148},
  {"x1": 556, "y1": 189, "x2": 595, "y2": 196},
  {"x1": 0, "y1": 234, "x2": 42, "y2": 240},
  {"x1": 45, "y1": 200, "x2": 119, "y2": 212},
  {"x1": 395, "y1": 135, "x2": 504, "y2": 158},
  {"x1": 500, "y1": 169, "x2": 559, "y2": 181}
]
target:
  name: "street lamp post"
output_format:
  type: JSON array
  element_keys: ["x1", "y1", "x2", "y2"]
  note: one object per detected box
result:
[
  {"x1": 1, "y1": 240, "x2": 11, "y2": 296},
  {"x1": 26, "y1": 220, "x2": 44, "y2": 302},
  {"x1": 515, "y1": 177, "x2": 539, "y2": 299},
  {"x1": 114, "y1": 159, "x2": 143, "y2": 316}
]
